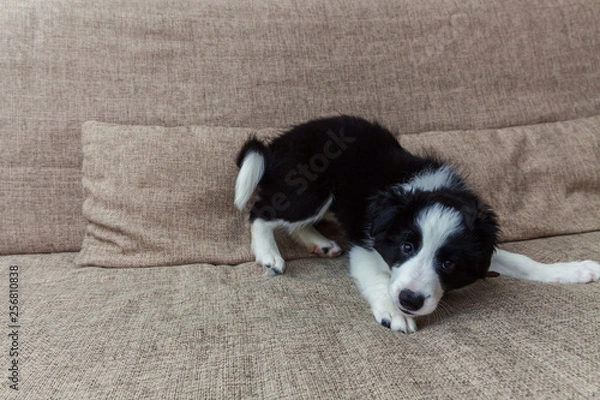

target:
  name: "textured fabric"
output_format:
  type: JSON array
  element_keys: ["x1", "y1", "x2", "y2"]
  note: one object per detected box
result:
[
  {"x1": 77, "y1": 122, "x2": 300, "y2": 267},
  {"x1": 3, "y1": 0, "x2": 600, "y2": 254},
  {"x1": 77, "y1": 118, "x2": 599, "y2": 267},
  {"x1": 4, "y1": 231, "x2": 600, "y2": 399},
  {"x1": 403, "y1": 117, "x2": 600, "y2": 242}
]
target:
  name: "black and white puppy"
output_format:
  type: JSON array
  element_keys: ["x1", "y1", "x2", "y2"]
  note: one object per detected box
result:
[{"x1": 234, "y1": 115, "x2": 600, "y2": 333}]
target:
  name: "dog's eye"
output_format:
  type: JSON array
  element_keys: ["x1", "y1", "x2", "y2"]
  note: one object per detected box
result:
[
  {"x1": 441, "y1": 260, "x2": 456, "y2": 273},
  {"x1": 401, "y1": 242, "x2": 415, "y2": 255}
]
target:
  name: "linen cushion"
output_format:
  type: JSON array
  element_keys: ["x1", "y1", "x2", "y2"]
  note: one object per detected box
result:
[
  {"x1": 405, "y1": 118, "x2": 600, "y2": 242},
  {"x1": 76, "y1": 118, "x2": 599, "y2": 267},
  {"x1": 77, "y1": 122, "x2": 310, "y2": 267}
]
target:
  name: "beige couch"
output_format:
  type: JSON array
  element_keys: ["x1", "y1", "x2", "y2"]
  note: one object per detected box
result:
[{"x1": 2, "y1": 1, "x2": 599, "y2": 398}]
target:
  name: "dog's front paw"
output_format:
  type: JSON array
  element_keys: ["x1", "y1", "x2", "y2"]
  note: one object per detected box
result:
[
  {"x1": 256, "y1": 253, "x2": 286, "y2": 275},
  {"x1": 556, "y1": 260, "x2": 600, "y2": 283},
  {"x1": 373, "y1": 301, "x2": 417, "y2": 334}
]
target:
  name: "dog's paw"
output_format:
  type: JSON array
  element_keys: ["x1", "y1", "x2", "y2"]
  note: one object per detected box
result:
[
  {"x1": 311, "y1": 240, "x2": 343, "y2": 258},
  {"x1": 552, "y1": 260, "x2": 600, "y2": 283},
  {"x1": 373, "y1": 301, "x2": 417, "y2": 334},
  {"x1": 256, "y1": 253, "x2": 286, "y2": 275}
]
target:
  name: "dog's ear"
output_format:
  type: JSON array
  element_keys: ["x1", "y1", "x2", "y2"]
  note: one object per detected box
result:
[
  {"x1": 462, "y1": 200, "x2": 499, "y2": 279},
  {"x1": 367, "y1": 186, "x2": 411, "y2": 240}
]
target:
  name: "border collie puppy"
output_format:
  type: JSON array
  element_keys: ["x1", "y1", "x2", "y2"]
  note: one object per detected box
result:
[{"x1": 234, "y1": 115, "x2": 600, "y2": 333}]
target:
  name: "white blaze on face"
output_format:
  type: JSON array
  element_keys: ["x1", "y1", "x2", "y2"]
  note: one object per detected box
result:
[{"x1": 388, "y1": 204, "x2": 463, "y2": 315}]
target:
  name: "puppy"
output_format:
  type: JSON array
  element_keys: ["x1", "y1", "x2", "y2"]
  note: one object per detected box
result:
[{"x1": 234, "y1": 115, "x2": 600, "y2": 333}]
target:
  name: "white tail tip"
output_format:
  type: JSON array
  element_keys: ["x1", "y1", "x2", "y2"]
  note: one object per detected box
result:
[{"x1": 234, "y1": 151, "x2": 265, "y2": 210}]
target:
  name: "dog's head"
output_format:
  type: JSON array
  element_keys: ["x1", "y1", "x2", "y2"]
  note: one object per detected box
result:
[{"x1": 366, "y1": 186, "x2": 498, "y2": 316}]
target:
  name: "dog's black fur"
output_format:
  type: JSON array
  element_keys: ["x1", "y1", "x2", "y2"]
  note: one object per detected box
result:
[
  {"x1": 237, "y1": 115, "x2": 498, "y2": 288},
  {"x1": 234, "y1": 116, "x2": 600, "y2": 332}
]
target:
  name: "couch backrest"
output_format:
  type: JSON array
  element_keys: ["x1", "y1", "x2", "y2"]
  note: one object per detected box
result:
[{"x1": 2, "y1": 0, "x2": 600, "y2": 254}]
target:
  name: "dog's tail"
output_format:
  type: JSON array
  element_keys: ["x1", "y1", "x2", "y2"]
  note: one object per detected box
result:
[{"x1": 234, "y1": 137, "x2": 268, "y2": 210}]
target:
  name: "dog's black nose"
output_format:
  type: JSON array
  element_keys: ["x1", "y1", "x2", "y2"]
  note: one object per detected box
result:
[{"x1": 399, "y1": 289, "x2": 425, "y2": 311}]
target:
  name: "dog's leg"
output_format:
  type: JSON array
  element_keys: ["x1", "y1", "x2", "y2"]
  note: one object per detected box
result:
[
  {"x1": 291, "y1": 225, "x2": 343, "y2": 257},
  {"x1": 251, "y1": 218, "x2": 286, "y2": 275},
  {"x1": 489, "y1": 249, "x2": 600, "y2": 283},
  {"x1": 349, "y1": 246, "x2": 417, "y2": 333}
]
